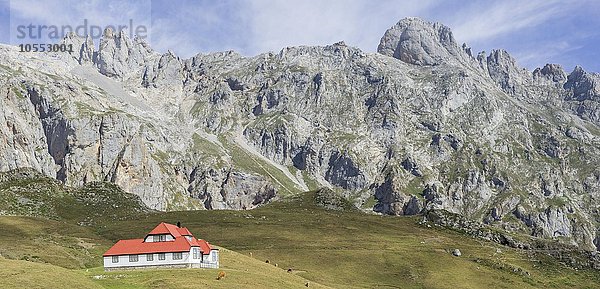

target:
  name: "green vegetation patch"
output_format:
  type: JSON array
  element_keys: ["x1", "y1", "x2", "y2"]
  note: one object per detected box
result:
[
  {"x1": 0, "y1": 169, "x2": 149, "y2": 225},
  {"x1": 0, "y1": 257, "x2": 102, "y2": 289}
]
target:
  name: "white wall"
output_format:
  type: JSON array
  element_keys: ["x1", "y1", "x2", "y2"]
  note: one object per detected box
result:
[
  {"x1": 103, "y1": 248, "x2": 220, "y2": 269},
  {"x1": 104, "y1": 251, "x2": 191, "y2": 269},
  {"x1": 200, "y1": 250, "x2": 219, "y2": 265},
  {"x1": 190, "y1": 247, "x2": 202, "y2": 262},
  {"x1": 209, "y1": 250, "x2": 219, "y2": 263}
]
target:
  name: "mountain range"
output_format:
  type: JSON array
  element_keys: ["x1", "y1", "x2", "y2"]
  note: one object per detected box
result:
[{"x1": 1, "y1": 17, "x2": 599, "y2": 252}]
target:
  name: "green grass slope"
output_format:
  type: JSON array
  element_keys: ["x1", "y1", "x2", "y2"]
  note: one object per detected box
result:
[
  {"x1": 0, "y1": 216, "x2": 109, "y2": 269},
  {"x1": 0, "y1": 171, "x2": 598, "y2": 288},
  {"x1": 0, "y1": 257, "x2": 102, "y2": 289},
  {"x1": 101, "y1": 191, "x2": 600, "y2": 289},
  {"x1": 85, "y1": 247, "x2": 330, "y2": 289},
  {"x1": 0, "y1": 230, "x2": 327, "y2": 289},
  {"x1": 0, "y1": 168, "x2": 149, "y2": 225}
]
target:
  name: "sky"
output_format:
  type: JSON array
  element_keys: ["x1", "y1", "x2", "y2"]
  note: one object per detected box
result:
[{"x1": 1, "y1": 0, "x2": 599, "y2": 72}]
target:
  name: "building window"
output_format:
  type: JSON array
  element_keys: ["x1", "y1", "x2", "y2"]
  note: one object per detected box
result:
[
  {"x1": 212, "y1": 252, "x2": 216, "y2": 262},
  {"x1": 112, "y1": 256, "x2": 119, "y2": 263},
  {"x1": 193, "y1": 248, "x2": 200, "y2": 259},
  {"x1": 173, "y1": 252, "x2": 182, "y2": 260},
  {"x1": 152, "y1": 235, "x2": 167, "y2": 242},
  {"x1": 158, "y1": 253, "x2": 165, "y2": 260},
  {"x1": 129, "y1": 255, "x2": 138, "y2": 262},
  {"x1": 147, "y1": 254, "x2": 154, "y2": 261}
]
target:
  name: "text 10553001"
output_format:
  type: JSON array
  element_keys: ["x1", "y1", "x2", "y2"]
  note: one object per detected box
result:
[{"x1": 18, "y1": 44, "x2": 74, "y2": 53}]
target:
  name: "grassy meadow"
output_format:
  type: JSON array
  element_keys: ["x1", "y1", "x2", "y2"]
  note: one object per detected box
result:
[{"x1": 0, "y1": 172, "x2": 598, "y2": 288}]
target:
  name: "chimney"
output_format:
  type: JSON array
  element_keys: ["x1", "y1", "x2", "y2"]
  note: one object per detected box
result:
[{"x1": 177, "y1": 221, "x2": 181, "y2": 228}]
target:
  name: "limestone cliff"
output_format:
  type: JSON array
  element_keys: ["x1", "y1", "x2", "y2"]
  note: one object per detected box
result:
[{"x1": 1, "y1": 18, "x2": 599, "y2": 251}]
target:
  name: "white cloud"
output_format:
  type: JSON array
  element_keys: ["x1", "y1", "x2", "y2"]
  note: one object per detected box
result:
[
  {"x1": 148, "y1": 1, "x2": 252, "y2": 58},
  {"x1": 3, "y1": 0, "x2": 599, "y2": 71},
  {"x1": 514, "y1": 41, "x2": 583, "y2": 71},
  {"x1": 432, "y1": 0, "x2": 600, "y2": 70},
  {"x1": 447, "y1": 0, "x2": 582, "y2": 45},
  {"x1": 244, "y1": 0, "x2": 437, "y2": 55}
]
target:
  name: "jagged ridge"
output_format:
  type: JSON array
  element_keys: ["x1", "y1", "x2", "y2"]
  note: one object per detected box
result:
[{"x1": 0, "y1": 18, "x2": 599, "y2": 252}]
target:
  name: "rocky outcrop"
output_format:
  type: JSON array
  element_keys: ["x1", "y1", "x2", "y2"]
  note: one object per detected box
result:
[
  {"x1": 142, "y1": 50, "x2": 184, "y2": 88},
  {"x1": 377, "y1": 17, "x2": 471, "y2": 66},
  {"x1": 533, "y1": 64, "x2": 567, "y2": 84},
  {"x1": 187, "y1": 167, "x2": 276, "y2": 210},
  {"x1": 96, "y1": 28, "x2": 158, "y2": 78},
  {"x1": 26, "y1": 86, "x2": 74, "y2": 181},
  {"x1": 62, "y1": 32, "x2": 95, "y2": 65},
  {"x1": 374, "y1": 167, "x2": 424, "y2": 215},
  {"x1": 0, "y1": 81, "x2": 57, "y2": 176},
  {"x1": 484, "y1": 49, "x2": 529, "y2": 94},
  {"x1": 423, "y1": 209, "x2": 600, "y2": 269},
  {"x1": 210, "y1": 170, "x2": 276, "y2": 210},
  {"x1": 563, "y1": 66, "x2": 600, "y2": 125},
  {"x1": 325, "y1": 151, "x2": 367, "y2": 190},
  {"x1": 564, "y1": 66, "x2": 600, "y2": 101}
]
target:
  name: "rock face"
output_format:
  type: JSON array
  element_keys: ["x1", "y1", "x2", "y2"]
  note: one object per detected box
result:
[
  {"x1": 563, "y1": 66, "x2": 600, "y2": 125},
  {"x1": 533, "y1": 64, "x2": 567, "y2": 83},
  {"x1": 484, "y1": 49, "x2": 529, "y2": 94},
  {"x1": 96, "y1": 28, "x2": 158, "y2": 78},
  {"x1": 1, "y1": 17, "x2": 600, "y2": 251},
  {"x1": 374, "y1": 165, "x2": 424, "y2": 216},
  {"x1": 377, "y1": 17, "x2": 471, "y2": 66},
  {"x1": 62, "y1": 32, "x2": 95, "y2": 64}
]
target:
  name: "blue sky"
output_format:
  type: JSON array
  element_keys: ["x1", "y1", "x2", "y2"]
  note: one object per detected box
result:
[{"x1": 1, "y1": 0, "x2": 599, "y2": 72}]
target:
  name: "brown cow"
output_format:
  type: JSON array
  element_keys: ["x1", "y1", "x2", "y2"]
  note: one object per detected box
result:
[{"x1": 216, "y1": 271, "x2": 226, "y2": 280}]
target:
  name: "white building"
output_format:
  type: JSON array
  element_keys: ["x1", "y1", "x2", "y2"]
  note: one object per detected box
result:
[{"x1": 103, "y1": 222, "x2": 219, "y2": 270}]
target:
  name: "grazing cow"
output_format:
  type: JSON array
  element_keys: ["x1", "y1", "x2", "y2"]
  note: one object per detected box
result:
[{"x1": 216, "y1": 271, "x2": 226, "y2": 280}]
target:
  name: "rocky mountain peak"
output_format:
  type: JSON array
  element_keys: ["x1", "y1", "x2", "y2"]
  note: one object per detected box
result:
[
  {"x1": 564, "y1": 65, "x2": 599, "y2": 101},
  {"x1": 103, "y1": 27, "x2": 115, "y2": 39},
  {"x1": 533, "y1": 63, "x2": 567, "y2": 84},
  {"x1": 61, "y1": 32, "x2": 95, "y2": 65},
  {"x1": 60, "y1": 27, "x2": 157, "y2": 78},
  {"x1": 482, "y1": 49, "x2": 529, "y2": 94},
  {"x1": 377, "y1": 17, "x2": 470, "y2": 65},
  {"x1": 96, "y1": 27, "x2": 158, "y2": 78},
  {"x1": 566, "y1": 65, "x2": 589, "y2": 86},
  {"x1": 487, "y1": 49, "x2": 518, "y2": 68}
]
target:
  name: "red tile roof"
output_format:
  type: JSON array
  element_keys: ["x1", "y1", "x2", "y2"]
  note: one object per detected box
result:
[
  {"x1": 103, "y1": 238, "x2": 191, "y2": 256},
  {"x1": 177, "y1": 227, "x2": 193, "y2": 236},
  {"x1": 103, "y1": 222, "x2": 217, "y2": 257},
  {"x1": 197, "y1": 239, "x2": 213, "y2": 253},
  {"x1": 147, "y1": 222, "x2": 182, "y2": 237}
]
